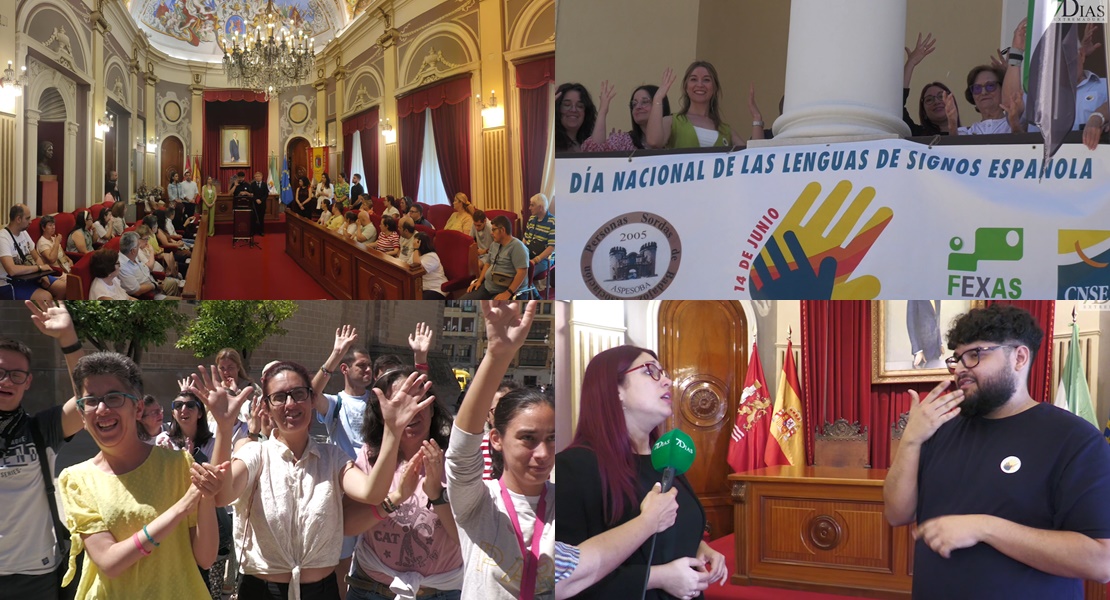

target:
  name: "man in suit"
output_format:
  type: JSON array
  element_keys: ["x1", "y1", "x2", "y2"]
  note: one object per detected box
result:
[
  {"x1": 907, "y1": 300, "x2": 943, "y2": 369},
  {"x1": 229, "y1": 133, "x2": 240, "y2": 162},
  {"x1": 250, "y1": 171, "x2": 268, "y2": 237}
]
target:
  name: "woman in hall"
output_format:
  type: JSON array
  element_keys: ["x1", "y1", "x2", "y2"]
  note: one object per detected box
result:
[
  {"x1": 583, "y1": 82, "x2": 672, "y2": 151},
  {"x1": 901, "y1": 32, "x2": 959, "y2": 136},
  {"x1": 444, "y1": 192, "x2": 475, "y2": 234},
  {"x1": 57, "y1": 351, "x2": 219, "y2": 598},
  {"x1": 382, "y1": 195, "x2": 401, "y2": 220},
  {"x1": 66, "y1": 210, "x2": 95, "y2": 255},
  {"x1": 202, "y1": 176, "x2": 219, "y2": 237},
  {"x1": 88, "y1": 248, "x2": 134, "y2": 301},
  {"x1": 948, "y1": 65, "x2": 1018, "y2": 135},
  {"x1": 316, "y1": 173, "x2": 335, "y2": 217},
  {"x1": 556, "y1": 345, "x2": 727, "y2": 600},
  {"x1": 447, "y1": 300, "x2": 555, "y2": 598},
  {"x1": 294, "y1": 174, "x2": 313, "y2": 218},
  {"x1": 646, "y1": 61, "x2": 745, "y2": 149},
  {"x1": 335, "y1": 172, "x2": 351, "y2": 209},
  {"x1": 410, "y1": 232, "x2": 447, "y2": 300},
  {"x1": 108, "y1": 201, "x2": 127, "y2": 239},
  {"x1": 35, "y1": 214, "x2": 72, "y2": 272},
  {"x1": 193, "y1": 362, "x2": 436, "y2": 600},
  {"x1": 92, "y1": 209, "x2": 113, "y2": 247},
  {"x1": 343, "y1": 367, "x2": 463, "y2": 599},
  {"x1": 555, "y1": 82, "x2": 597, "y2": 152}
]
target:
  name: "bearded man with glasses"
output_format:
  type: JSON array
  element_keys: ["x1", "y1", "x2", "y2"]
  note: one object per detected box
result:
[
  {"x1": 884, "y1": 304, "x2": 1110, "y2": 599},
  {"x1": 0, "y1": 302, "x2": 87, "y2": 600}
]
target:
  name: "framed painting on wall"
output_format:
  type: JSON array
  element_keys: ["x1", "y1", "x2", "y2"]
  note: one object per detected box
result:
[
  {"x1": 871, "y1": 300, "x2": 986, "y2": 384},
  {"x1": 220, "y1": 126, "x2": 250, "y2": 167}
]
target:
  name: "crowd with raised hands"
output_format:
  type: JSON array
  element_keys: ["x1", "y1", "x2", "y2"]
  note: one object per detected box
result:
[
  {"x1": 560, "y1": 24, "x2": 1109, "y2": 153},
  {"x1": 0, "y1": 299, "x2": 553, "y2": 600}
]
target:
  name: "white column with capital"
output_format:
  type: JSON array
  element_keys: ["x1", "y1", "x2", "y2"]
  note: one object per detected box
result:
[
  {"x1": 24, "y1": 109, "x2": 40, "y2": 214},
  {"x1": 64, "y1": 120, "x2": 79, "y2": 211},
  {"x1": 766, "y1": 0, "x2": 910, "y2": 145}
]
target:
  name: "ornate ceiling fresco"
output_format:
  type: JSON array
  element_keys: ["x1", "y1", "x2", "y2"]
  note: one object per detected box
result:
[{"x1": 128, "y1": 0, "x2": 349, "y2": 62}]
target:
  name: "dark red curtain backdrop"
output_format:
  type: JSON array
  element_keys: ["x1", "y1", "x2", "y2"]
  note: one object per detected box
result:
[
  {"x1": 202, "y1": 92, "x2": 269, "y2": 191},
  {"x1": 343, "y1": 107, "x2": 380, "y2": 198},
  {"x1": 430, "y1": 100, "x2": 470, "y2": 199},
  {"x1": 516, "y1": 55, "x2": 554, "y2": 211},
  {"x1": 343, "y1": 132, "x2": 353, "y2": 179},
  {"x1": 799, "y1": 301, "x2": 1056, "y2": 469},
  {"x1": 397, "y1": 76, "x2": 471, "y2": 202}
]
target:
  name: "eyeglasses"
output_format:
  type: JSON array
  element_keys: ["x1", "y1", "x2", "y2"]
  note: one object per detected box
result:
[
  {"x1": 629, "y1": 98, "x2": 652, "y2": 109},
  {"x1": 944, "y1": 345, "x2": 1017, "y2": 373},
  {"x1": 971, "y1": 82, "x2": 1000, "y2": 96},
  {"x1": 265, "y1": 386, "x2": 312, "y2": 406},
  {"x1": 560, "y1": 101, "x2": 584, "y2": 112},
  {"x1": 620, "y1": 362, "x2": 669, "y2": 382},
  {"x1": 922, "y1": 93, "x2": 947, "y2": 105},
  {"x1": 172, "y1": 400, "x2": 199, "y2": 411},
  {"x1": 0, "y1": 368, "x2": 31, "y2": 384},
  {"x1": 76, "y1": 392, "x2": 137, "y2": 413}
]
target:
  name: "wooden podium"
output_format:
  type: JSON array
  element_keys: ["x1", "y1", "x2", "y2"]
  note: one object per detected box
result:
[
  {"x1": 232, "y1": 195, "x2": 254, "y2": 248},
  {"x1": 37, "y1": 175, "x2": 58, "y2": 216}
]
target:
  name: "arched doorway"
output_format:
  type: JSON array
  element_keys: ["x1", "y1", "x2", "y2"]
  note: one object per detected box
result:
[
  {"x1": 659, "y1": 300, "x2": 748, "y2": 539},
  {"x1": 36, "y1": 88, "x2": 67, "y2": 214},
  {"x1": 287, "y1": 136, "x2": 311, "y2": 196},
  {"x1": 160, "y1": 136, "x2": 184, "y2": 196}
]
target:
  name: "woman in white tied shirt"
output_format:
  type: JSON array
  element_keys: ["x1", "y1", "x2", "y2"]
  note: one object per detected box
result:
[
  {"x1": 190, "y1": 361, "x2": 436, "y2": 600},
  {"x1": 446, "y1": 300, "x2": 555, "y2": 599},
  {"x1": 315, "y1": 173, "x2": 335, "y2": 217}
]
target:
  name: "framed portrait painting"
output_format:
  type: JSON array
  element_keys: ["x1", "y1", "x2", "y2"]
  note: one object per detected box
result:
[
  {"x1": 871, "y1": 300, "x2": 986, "y2": 384},
  {"x1": 220, "y1": 126, "x2": 250, "y2": 167}
]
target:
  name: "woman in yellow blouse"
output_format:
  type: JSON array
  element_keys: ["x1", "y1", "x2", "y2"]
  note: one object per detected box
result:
[
  {"x1": 444, "y1": 192, "x2": 475, "y2": 234},
  {"x1": 58, "y1": 351, "x2": 220, "y2": 599}
]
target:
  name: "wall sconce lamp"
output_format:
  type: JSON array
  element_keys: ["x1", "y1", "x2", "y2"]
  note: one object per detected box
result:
[
  {"x1": 380, "y1": 118, "x2": 396, "y2": 144},
  {"x1": 477, "y1": 90, "x2": 504, "y2": 129},
  {"x1": 1, "y1": 61, "x2": 28, "y2": 96},
  {"x1": 96, "y1": 112, "x2": 114, "y2": 137},
  {"x1": 146, "y1": 136, "x2": 159, "y2": 153}
]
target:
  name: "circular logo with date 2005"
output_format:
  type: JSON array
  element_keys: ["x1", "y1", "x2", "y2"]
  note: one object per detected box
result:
[{"x1": 580, "y1": 211, "x2": 682, "y2": 299}]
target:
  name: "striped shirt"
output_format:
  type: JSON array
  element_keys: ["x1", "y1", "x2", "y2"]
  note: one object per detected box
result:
[
  {"x1": 554, "y1": 541, "x2": 580, "y2": 584},
  {"x1": 523, "y1": 212, "x2": 555, "y2": 257},
  {"x1": 375, "y1": 231, "x2": 399, "y2": 253},
  {"x1": 480, "y1": 431, "x2": 494, "y2": 480}
]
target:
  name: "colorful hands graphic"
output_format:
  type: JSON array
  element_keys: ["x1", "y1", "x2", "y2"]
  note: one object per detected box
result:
[{"x1": 750, "y1": 181, "x2": 892, "y2": 299}]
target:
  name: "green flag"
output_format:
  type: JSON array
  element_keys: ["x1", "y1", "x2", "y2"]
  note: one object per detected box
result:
[{"x1": 1054, "y1": 321, "x2": 1097, "y2": 429}]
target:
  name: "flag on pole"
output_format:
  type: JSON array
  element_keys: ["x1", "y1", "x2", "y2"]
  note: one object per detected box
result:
[
  {"x1": 267, "y1": 155, "x2": 279, "y2": 195},
  {"x1": 1024, "y1": 1, "x2": 1080, "y2": 169},
  {"x1": 727, "y1": 344, "x2": 774, "y2": 473},
  {"x1": 765, "y1": 339, "x2": 805, "y2": 467},
  {"x1": 280, "y1": 155, "x2": 294, "y2": 205},
  {"x1": 192, "y1": 154, "x2": 200, "y2": 182},
  {"x1": 183, "y1": 154, "x2": 191, "y2": 181},
  {"x1": 1054, "y1": 319, "x2": 1098, "y2": 429}
]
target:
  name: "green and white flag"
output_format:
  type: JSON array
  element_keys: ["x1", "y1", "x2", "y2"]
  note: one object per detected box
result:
[
  {"x1": 1023, "y1": 1, "x2": 1081, "y2": 167},
  {"x1": 1053, "y1": 319, "x2": 1097, "y2": 429}
]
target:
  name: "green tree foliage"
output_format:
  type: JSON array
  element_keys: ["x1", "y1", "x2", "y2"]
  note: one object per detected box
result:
[
  {"x1": 175, "y1": 301, "x2": 298, "y2": 367},
  {"x1": 67, "y1": 301, "x2": 189, "y2": 363}
]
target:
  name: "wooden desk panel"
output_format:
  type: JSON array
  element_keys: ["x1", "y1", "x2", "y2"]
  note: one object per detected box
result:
[
  {"x1": 215, "y1": 195, "x2": 283, "y2": 222},
  {"x1": 285, "y1": 214, "x2": 422, "y2": 299}
]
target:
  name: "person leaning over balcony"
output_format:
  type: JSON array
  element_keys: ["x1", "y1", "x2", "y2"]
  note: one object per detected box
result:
[
  {"x1": 646, "y1": 61, "x2": 745, "y2": 149},
  {"x1": 901, "y1": 32, "x2": 961, "y2": 136},
  {"x1": 555, "y1": 83, "x2": 597, "y2": 152},
  {"x1": 945, "y1": 65, "x2": 1019, "y2": 135},
  {"x1": 583, "y1": 82, "x2": 672, "y2": 151}
]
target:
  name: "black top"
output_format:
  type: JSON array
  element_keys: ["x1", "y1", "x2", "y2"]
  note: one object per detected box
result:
[
  {"x1": 350, "y1": 182, "x2": 365, "y2": 202},
  {"x1": 556, "y1": 446, "x2": 706, "y2": 600},
  {"x1": 914, "y1": 403, "x2": 1110, "y2": 599}
]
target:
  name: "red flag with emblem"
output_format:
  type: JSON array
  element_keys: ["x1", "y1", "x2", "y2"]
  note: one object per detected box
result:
[{"x1": 727, "y1": 344, "x2": 775, "y2": 473}]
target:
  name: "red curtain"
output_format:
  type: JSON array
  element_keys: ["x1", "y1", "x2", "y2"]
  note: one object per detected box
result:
[
  {"x1": 360, "y1": 121, "x2": 378, "y2": 196},
  {"x1": 800, "y1": 301, "x2": 1057, "y2": 469},
  {"x1": 397, "y1": 76, "x2": 471, "y2": 202},
  {"x1": 516, "y1": 55, "x2": 554, "y2": 211},
  {"x1": 343, "y1": 132, "x2": 353, "y2": 179},
  {"x1": 202, "y1": 98, "x2": 269, "y2": 191},
  {"x1": 431, "y1": 99, "x2": 470, "y2": 200},
  {"x1": 398, "y1": 110, "x2": 425, "y2": 201}
]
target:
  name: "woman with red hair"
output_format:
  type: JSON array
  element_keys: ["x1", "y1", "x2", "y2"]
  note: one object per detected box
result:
[{"x1": 556, "y1": 345, "x2": 726, "y2": 600}]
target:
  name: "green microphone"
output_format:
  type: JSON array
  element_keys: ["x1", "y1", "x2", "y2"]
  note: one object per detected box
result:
[{"x1": 651, "y1": 429, "x2": 696, "y2": 493}]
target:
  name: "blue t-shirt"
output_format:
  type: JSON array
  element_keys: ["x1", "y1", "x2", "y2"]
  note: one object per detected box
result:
[
  {"x1": 316, "y1": 390, "x2": 369, "y2": 459},
  {"x1": 914, "y1": 402, "x2": 1110, "y2": 599}
]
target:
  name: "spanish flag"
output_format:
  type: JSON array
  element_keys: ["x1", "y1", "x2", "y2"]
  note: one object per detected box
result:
[{"x1": 765, "y1": 339, "x2": 805, "y2": 467}]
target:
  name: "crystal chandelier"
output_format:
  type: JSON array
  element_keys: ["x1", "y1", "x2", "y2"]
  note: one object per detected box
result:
[{"x1": 220, "y1": 0, "x2": 315, "y2": 93}]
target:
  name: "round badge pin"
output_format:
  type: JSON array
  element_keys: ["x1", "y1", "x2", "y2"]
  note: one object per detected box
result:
[{"x1": 1000, "y1": 456, "x2": 1021, "y2": 474}]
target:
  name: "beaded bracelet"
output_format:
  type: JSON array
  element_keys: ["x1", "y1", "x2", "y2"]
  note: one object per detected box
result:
[
  {"x1": 143, "y1": 525, "x2": 159, "y2": 547},
  {"x1": 133, "y1": 532, "x2": 152, "y2": 556}
]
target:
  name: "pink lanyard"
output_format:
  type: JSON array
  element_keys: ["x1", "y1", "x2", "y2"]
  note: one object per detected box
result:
[{"x1": 498, "y1": 479, "x2": 547, "y2": 600}]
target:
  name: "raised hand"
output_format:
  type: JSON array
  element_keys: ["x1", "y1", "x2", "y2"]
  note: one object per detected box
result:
[
  {"x1": 943, "y1": 91, "x2": 959, "y2": 132},
  {"x1": 397, "y1": 451, "x2": 425, "y2": 503},
  {"x1": 420, "y1": 439, "x2": 446, "y2": 499},
  {"x1": 748, "y1": 83, "x2": 763, "y2": 122},
  {"x1": 1080, "y1": 24, "x2": 1102, "y2": 63},
  {"x1": 902, "y1": 380, "x2": 963, "y2": 446},
  {"x1": 481, "y1": 300, "x2": 537, "y2": 358},
  {"x1": 597, "y1": 80, "x2": 616, "y2": 116},
  {"x1": 656, "y1": 67, "x2": 676, "y2": 104},
  {"x1": 751, "y1": 231, "x2": 837, "y2": 300},
  {"x1": 904, "y1": 32, "x2": 936, "y2": 67},
  {"x1": 990, "y1": 48, "x2": 1007, "y2": 72},
  {"x1": 247, "y1": 396, "x2": 273, "y2": 439},
  {"x1": 372, "y1": 371, "x2": 435, "y2": 434},
  {"x1": 188, "y1": 365, "x2": 254, "y2": 430},
  {"x1": 26, "y1": 300, "x2": 75, "y2": 340},
  {"x1": 1003, "y1": 91, "x2": 1026, "y2": 132},
  {"x1": 1011, "y1": 18, "x2": 1027, "y2": 52},
  {"x1": 333, "y1": 324, "x2": 358, "y2": 356},
  {"x1": 408, "y1": 322, "x2": 433, "y2": 355}
]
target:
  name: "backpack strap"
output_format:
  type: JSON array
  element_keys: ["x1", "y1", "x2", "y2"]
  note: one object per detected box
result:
[{"x1": 29, "y1": 417, "x2": 69, "y2": 553}]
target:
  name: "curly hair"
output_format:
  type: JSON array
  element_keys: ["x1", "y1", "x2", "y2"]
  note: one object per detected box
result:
[
  {"x1": 360, "y1": 367, "x2": 452, "y2": 465},
  {"x1": 73, "y1": 352, "x2": 144, "y2": 396},
  {"x1": 945, "y1": 304, "x2": 1044, "y2": 361}
]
